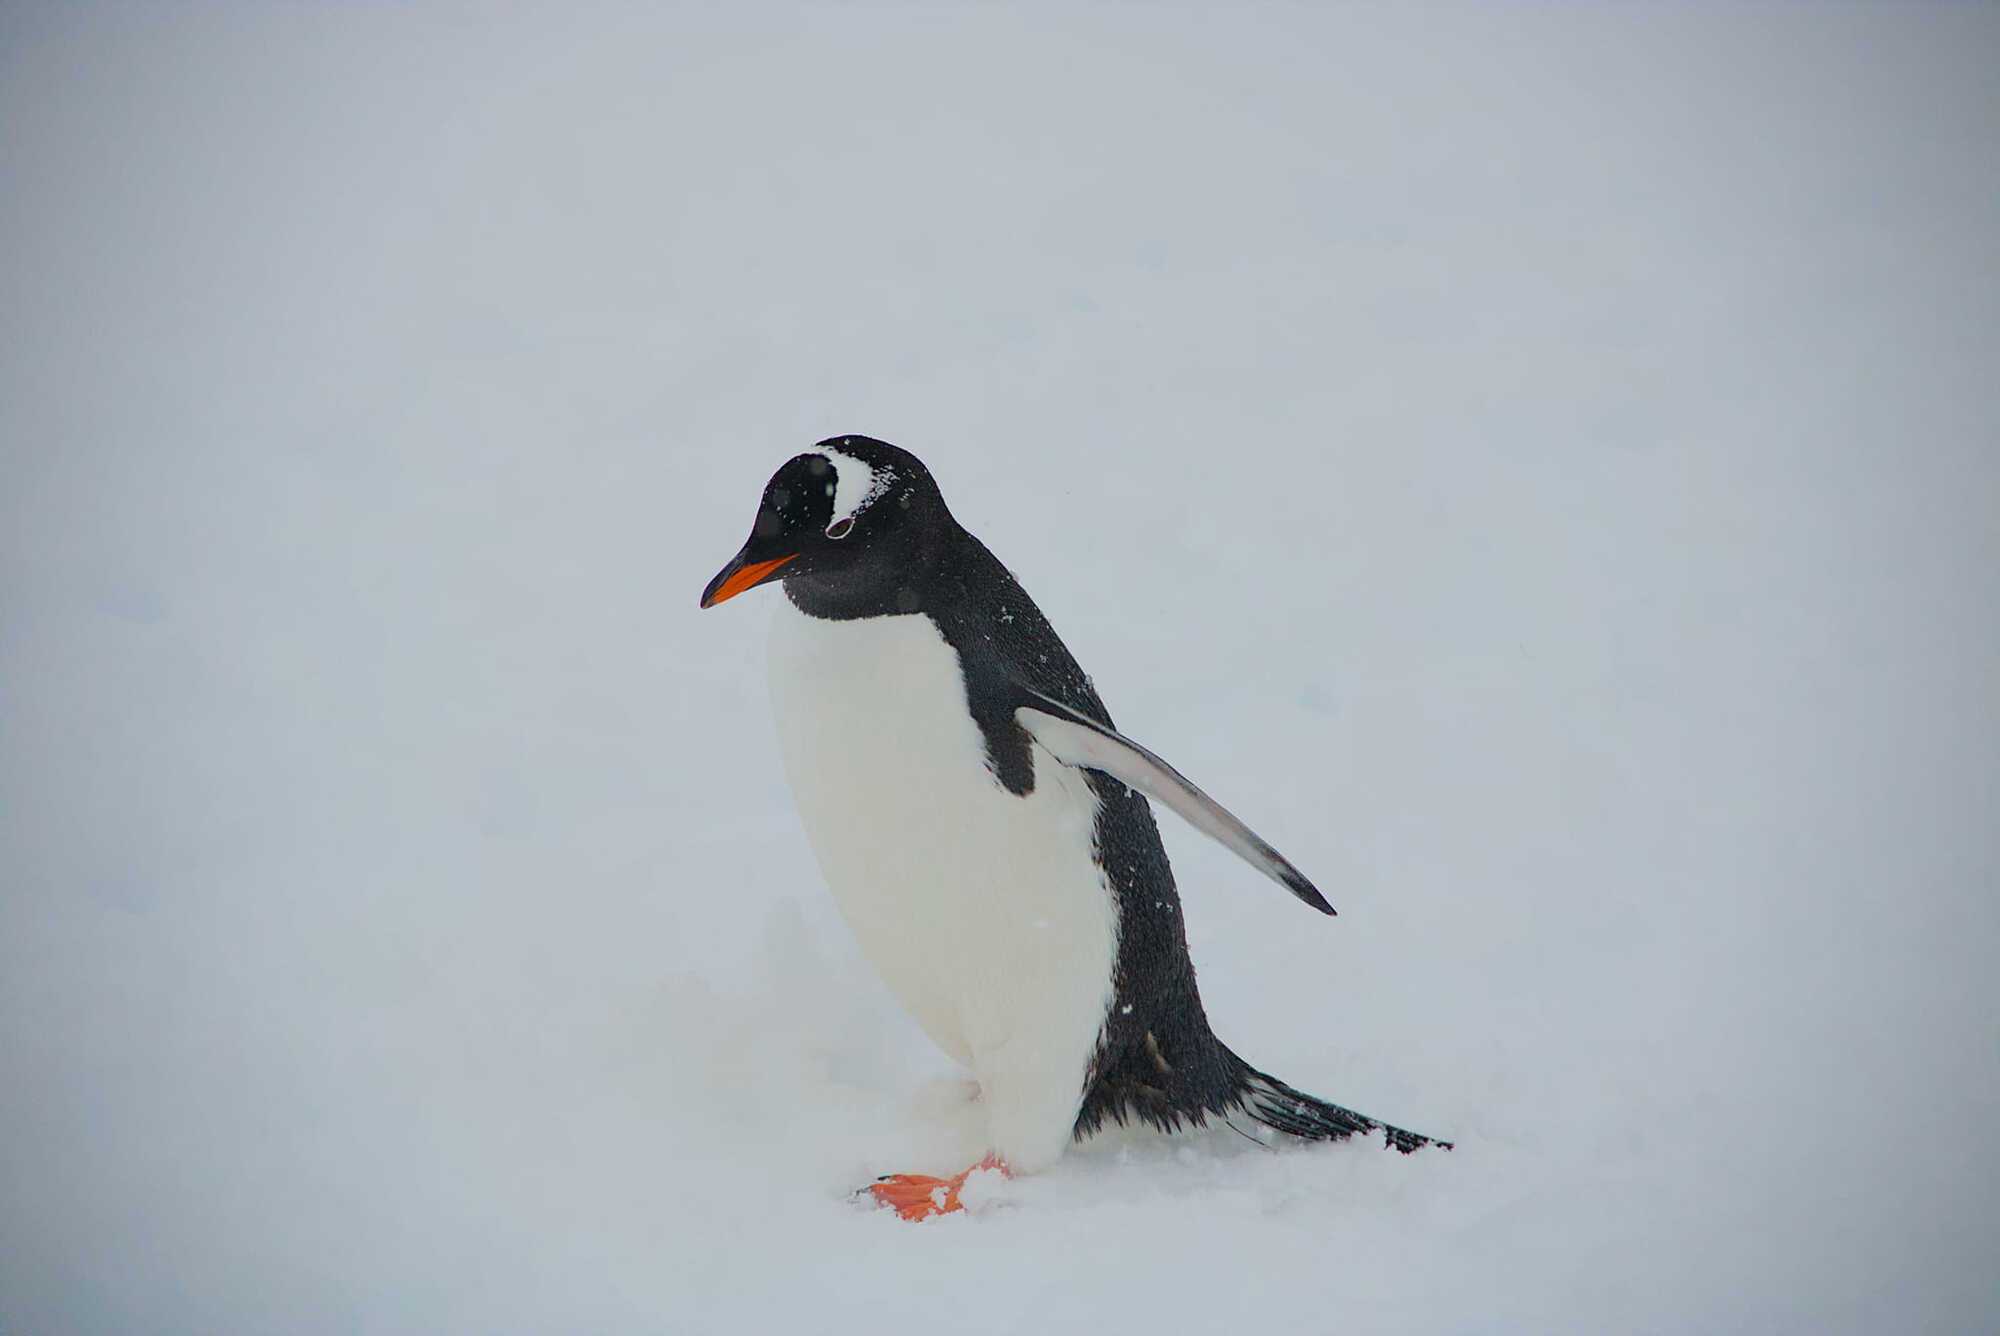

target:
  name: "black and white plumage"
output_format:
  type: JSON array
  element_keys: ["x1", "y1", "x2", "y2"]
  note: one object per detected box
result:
[{"x1": 700, "y1": 435, "x2": 1447, "y2": 1181}]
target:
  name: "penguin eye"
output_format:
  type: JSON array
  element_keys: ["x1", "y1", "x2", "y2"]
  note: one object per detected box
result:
[{"x1": 825, "y1": 517, "x2": 855, "y2": 540}]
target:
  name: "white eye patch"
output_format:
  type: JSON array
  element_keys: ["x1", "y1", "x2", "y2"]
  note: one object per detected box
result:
[{"x1": 817, "y1": 442, "x2": 896, "y2": 534}]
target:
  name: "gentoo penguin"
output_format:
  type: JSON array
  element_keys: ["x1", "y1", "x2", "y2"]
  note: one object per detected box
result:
[{"x1": 700, "y1": 435, "x2": 1446, "y2": 1220}]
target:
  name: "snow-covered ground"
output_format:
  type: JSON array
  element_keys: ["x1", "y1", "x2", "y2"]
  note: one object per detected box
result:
[{"x1": 3, "y1": 4, "x2": 1995, "y2": 1331}]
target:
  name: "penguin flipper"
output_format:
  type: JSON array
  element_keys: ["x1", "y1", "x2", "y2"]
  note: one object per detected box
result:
[{"x1": 1013, "y1": 692, "x2": 1336, "y2": 915}]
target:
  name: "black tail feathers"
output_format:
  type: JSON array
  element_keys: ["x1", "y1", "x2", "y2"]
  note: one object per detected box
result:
[{"x1": 1224, "y1": 1047, "x2": 1452, "y2": 1154}]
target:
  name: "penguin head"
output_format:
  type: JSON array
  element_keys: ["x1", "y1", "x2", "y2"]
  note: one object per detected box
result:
[{"x1": 700, "y1": 435, "x2": 943, "y2": 611}]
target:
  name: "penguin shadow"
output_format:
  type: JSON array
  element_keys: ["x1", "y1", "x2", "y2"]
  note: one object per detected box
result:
[
  {"x1": 698, "y1": 902, "x2": 994, "y2": 1180},
  {"x1": 1041, "y1": 1118, "x2": 1417, "y2": 1221},
  {"x1": 690, "y1": 902, "x2": 1405, "y2": 1220},
  {"x1": 862, "y1": 1068, "x2": 1357, "y2": 1220}
]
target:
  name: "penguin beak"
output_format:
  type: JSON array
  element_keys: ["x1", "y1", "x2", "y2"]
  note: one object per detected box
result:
[{"x1": 700, "y1": 549, "x2": 797, "y2": 608}]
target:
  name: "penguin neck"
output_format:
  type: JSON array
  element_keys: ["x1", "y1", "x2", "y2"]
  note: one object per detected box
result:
[
  {"x1": 781, "y1": 575, "x2": 915, "y2": 621},
  {"x1": 779, "y1": 520, "x2": 957, "y2": 622}
]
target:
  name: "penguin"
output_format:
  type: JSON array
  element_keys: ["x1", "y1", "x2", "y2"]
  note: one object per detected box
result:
[{"x1": 700, "y1": 435, "x2": 1447, "y2": 1220}]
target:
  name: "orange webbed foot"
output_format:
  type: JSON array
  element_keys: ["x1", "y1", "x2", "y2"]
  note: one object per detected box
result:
[{"x1": 864, "y1": 1153, "x2": 1009, "y2": 1222}]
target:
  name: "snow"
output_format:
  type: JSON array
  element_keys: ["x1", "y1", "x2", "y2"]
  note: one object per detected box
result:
[{"x1": 2, "y1": 3, "x2": 1996, "y2": 1332}]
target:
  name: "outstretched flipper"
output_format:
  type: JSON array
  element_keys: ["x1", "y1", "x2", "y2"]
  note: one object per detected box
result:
[{"x1": 1014, "y1": 689, "x2": 1335, "y2": 914}]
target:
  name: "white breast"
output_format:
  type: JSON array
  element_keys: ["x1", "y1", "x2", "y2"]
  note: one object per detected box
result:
[{"x1": 767, "y1": 599, "x2": 1119, "y2": 1170}]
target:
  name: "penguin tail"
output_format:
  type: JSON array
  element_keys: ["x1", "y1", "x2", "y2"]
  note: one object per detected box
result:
[{"x1": 1221, "y1": 1046, "x2": 1452, "y2": 1154}]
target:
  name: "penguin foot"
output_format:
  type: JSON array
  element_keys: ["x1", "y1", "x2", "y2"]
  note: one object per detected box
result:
[{"x1": 864, "y1": 1153, "x2": 1009, "y2": 1221}]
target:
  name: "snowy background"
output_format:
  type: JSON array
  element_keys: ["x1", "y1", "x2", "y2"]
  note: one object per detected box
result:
[{"x1": 3, "y1": 3, "x2": 1996, "y2": 1332}]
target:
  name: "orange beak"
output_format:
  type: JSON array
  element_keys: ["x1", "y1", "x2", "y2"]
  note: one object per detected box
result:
[{"x1": 699, "y1": 552, "x2": 796, "y2": 608}]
